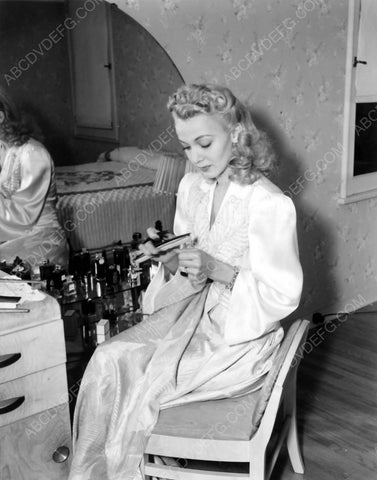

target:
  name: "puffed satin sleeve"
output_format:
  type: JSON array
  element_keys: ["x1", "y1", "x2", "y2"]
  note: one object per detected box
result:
[
  {"x1": 0, "y1": 144, "x2": 51, "y2": 241},
  {"x1": 173, "y1": 173, "x2": 194, "y2": 235},
  {"x1": 224, "y1": 191, "x2": 303, "y2": 345}
]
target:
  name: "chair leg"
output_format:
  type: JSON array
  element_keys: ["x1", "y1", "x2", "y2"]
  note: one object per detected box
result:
[
  {"x1": 284, "y1": 377, "x2": 305, "y2": 474},
  {"x1": 286, "y1": 411, "x2": 304, "y2": 474},
  {"x1": 250, "y1": 451, "x2": 266, "y2": 480}
]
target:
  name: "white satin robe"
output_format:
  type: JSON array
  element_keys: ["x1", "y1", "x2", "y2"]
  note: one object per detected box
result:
[
  {"x1": 145, "y1": 172, "x2": 303, "y2": 346},
  {"x1": 0, "y1": 139, "x2": 68, "y2": 268},
  {"x1": 68, "y1": 172, "x2": 303, "y2": 480}
]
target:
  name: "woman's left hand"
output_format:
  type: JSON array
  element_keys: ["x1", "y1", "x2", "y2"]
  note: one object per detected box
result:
[{"x1": 177, "y1": 248, "x2": 216, "y2": 287}]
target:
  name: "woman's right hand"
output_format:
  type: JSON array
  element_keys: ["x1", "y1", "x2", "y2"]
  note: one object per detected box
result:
[{"x1": 138, "y1": 228, "x2": 179, "y2": 273}]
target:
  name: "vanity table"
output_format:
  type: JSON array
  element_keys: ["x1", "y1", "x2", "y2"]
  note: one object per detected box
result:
[{"x1": 0, "y1": 285, "x2": 71, "y2": 479}]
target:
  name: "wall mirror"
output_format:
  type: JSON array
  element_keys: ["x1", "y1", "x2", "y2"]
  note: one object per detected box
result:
[{"x1": 0, "y1": 0, "x2": 183, "y2": 165}]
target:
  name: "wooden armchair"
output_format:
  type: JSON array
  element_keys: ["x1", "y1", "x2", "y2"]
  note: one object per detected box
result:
[{"x1": 143, "y1": 319, "x2": 310, "y2": 480}]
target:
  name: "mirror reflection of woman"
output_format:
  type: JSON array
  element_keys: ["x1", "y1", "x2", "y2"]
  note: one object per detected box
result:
[
  {"x1": 0, "y1": 88, "x2": 68, "y2": 269},
  {"x1": 69, "y1": 84, "x2": 303, "y2": 480}
]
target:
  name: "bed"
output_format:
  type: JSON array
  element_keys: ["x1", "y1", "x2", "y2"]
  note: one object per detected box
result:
[{"x1": 55, "y1": 148, "x2": 186, "y2": 252}]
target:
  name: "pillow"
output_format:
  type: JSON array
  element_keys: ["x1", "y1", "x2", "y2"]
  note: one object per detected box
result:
[
  {"x1": 152, "y1": 151, "x2": 187, "y2": 195},
  {"x1": 97, "y1": 146, "x2": 164, "y2": 171}
]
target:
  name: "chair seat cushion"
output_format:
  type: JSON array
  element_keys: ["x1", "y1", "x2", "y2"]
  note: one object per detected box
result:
[
  {"x1": 152, "y1": 322, "x2": 304, "y2": 442},
  {"x1": 153, "y1": 392, "x2": 261, "y2": 441}
]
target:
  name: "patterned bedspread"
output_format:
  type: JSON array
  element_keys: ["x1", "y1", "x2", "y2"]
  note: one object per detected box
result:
[{"x1": 55, "y1": 161, "x2": 155, "y2": 195}]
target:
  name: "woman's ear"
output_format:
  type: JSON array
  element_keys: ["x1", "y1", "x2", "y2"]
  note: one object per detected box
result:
[{"x1": 0, "y1": 111, "x2": 5, "y2": 125}]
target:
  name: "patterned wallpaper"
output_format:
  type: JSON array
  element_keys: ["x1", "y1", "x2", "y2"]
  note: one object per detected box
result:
[{"x1": 114, "y1": 0, "x2": 377, "y2": 317}]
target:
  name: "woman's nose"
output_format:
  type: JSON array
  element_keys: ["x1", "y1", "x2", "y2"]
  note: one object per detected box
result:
[{"x1": 192, "y1": 148, "x2": 204, "y2": 165}]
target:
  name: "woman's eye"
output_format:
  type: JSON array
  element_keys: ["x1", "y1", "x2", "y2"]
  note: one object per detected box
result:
[
  {"x1": 200, "y1": 143, "x2": 211, "y2": 149},
  {"x1": 182, "y1": 146, "x2": 190, "y2": 151}
]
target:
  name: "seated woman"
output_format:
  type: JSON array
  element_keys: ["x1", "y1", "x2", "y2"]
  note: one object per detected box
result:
[
  {"x1": 68, "y1": 84, "x2": 303, "y2": 480},
  {"x1": 0, "y1": 88, "x2": 68, "y2": 269}
]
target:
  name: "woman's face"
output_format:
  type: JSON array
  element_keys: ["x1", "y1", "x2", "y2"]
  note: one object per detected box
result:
[{"x1": 173, "y1": 112, "x2": 233, "y2": 181}]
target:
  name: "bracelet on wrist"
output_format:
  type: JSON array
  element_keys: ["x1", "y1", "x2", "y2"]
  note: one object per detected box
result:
[{"x1": 225, "y1": 266, "x2": 240, "y2": 291}]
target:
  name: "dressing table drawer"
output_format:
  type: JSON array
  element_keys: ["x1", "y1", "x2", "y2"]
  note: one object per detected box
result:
[
  {"x1": 0, "y1": 286, "x2": 71, "y2": 479},
  {"x1": 0, "y1": 320, "x2": 66, "y2": 384},
  {"x1": 0, "y1": 364, "x2": 68, "y2": 428}
]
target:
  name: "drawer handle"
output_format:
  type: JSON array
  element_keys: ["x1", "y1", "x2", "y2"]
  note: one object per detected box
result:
[
  {"x1": 52, "y1": 446, "x2": 70, "y2": 463},
  {"x1": 0, "y1": 353, "x2": 22, "y2": 368},
  {"x1": 0, "y1": 396, "x2": 25, "y2": 415}
]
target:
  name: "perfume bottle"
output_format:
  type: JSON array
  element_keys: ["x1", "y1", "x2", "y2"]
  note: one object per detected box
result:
[
  {"x1": 40, "y1": 259, "x2": 54, "y2": 291},
  {"x1": 113, "y1": 244, "x2": 130, "y2": 280},
  {"x1": 81, "y1": 249, "x2": 91, "y2": 276},
  {"x1": 131, "y1": 232, "x2": 142, "y2": 250},
  {"x1": 94, "y1": 253, "x2": 107, "y2": 281},
  {"x1": 81, "y1": 299, "x2": 97, "y2": 350},
  {"x1": 63, "y1": 275, "x2": 77, "y2": 301},
  {"x1": 50, "y1": 264, "x2": 66, "y2": 291},
  {"x1": 83, "y1": 313, "x2": 98, "y2": 351},
  {"x1": 103, "y1": 300, "x2": 117, "y2": 327},
  {"x1": 127, "y1": 265, "x2": 141, "y2": 311},
  {"x1": 69, "y1": 252, "x2": 81, "y2": 279},
  {"x1": 106, "y1": 264, "x2": 120, "y2": 287}
]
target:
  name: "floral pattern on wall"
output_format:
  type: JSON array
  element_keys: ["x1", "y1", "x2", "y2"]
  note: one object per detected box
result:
[{"x1": 115, "y1": 0, "x2": 377, "y2": 316}]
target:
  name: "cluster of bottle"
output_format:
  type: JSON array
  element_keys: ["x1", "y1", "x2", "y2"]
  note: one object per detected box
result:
[
  {"x1": 0, "y1": 227, "x2": 166, "y2": 351},
  {"x1": 76, "y1": 295, "x2": 143, "y2": 349},
  {"x1": 32, "y1": 240, "x2": 150, "y2": 300},
  {"x1": 71, "y1": 242, "x2": 148, "y2": 351}
]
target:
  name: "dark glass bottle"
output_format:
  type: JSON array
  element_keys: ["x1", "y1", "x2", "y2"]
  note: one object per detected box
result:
[
  {"x1": 40, "y1": 260, "x2": 54, "y2": 291},
  {"x1": 50, "y1": 264, "x2": 66, "y2": 291},
  {"x1": 113, "y1": 244, "x2": 130, "y2": 280}
]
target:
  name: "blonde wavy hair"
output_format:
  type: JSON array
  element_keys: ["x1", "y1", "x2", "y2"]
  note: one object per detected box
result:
[{"x1": 167, "y1": 83, "x2": 276, "y2": 185}]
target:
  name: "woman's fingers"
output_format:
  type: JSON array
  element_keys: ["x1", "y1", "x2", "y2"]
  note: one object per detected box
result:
[
  {"x1": 177, "y1": 249, "x2": 200, "y2": 264},
  {"x1": 138, "y1": 242, "x2": 159, "y2": 257},
  {"x1": 178, "y1": 249, "x2": 211, "y2": 271},
  {"x1": 138, "y1": 242, "x2": 179, "y2": 267},
  {"x1": 146, "y1": 227, "x2": 160, "y2": 239},
  {"x1": 178, "y1": 247, "x2": 198, "y2": 257},
  {"x1": 177, "y1": 248, "x2": 209, "y2": 286}
]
